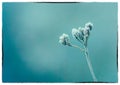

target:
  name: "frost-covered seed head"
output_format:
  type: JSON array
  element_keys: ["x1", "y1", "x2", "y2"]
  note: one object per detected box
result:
[
  {"x1": 72, "y1": 28, "x2": 79, "y2": 38},
  {"x1": 78, "y1": 27, "x2": 84, "y2": 40},
  {"x1": 72, "y1": 28, "x2": 84, "y2": 42},
  {"x1": 83, "y1": 28, "x2": 89, "y2": 37},
  {"x1": 59, "y1": 33, "x2": 71, "y2": 46},
  {"x1": 85, "y1": 22, "x2": 93, "y2": 31}
]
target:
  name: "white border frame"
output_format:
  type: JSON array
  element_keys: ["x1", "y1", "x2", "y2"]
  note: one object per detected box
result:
[{"x1": 0, "y1": 0, "x2": 119, "y2": 85}]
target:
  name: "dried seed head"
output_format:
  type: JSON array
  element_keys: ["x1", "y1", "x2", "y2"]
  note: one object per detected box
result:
[
  {"x1": 72, "y1": 28, "x2": 84, "y2": 42},
  {"x1": 72, "y1": 28, "x2": 79, "y2": 38},
  {"x1": 85, "y1": 22, "x2": 93, "y2": 31},
  {"x1": 59, "y1": 33, "x2": 71, "y2": 46}
]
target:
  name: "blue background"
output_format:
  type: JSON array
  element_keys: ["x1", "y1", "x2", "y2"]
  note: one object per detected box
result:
[{"x1": 2, "y1": 2, "x2": 118, "y2": 82}]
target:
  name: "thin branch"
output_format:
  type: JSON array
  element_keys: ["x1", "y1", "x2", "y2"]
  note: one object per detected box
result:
[
  {"x1": 71, "y1": 44, "x2": 84, "y2": 51},
  {"x1": 84, "y1": 46, "x2": 97, "y2": 82}
]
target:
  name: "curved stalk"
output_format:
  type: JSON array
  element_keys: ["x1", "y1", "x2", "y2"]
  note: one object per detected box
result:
[{"x1": 84, "y1": 46, "x2": 97, "y2": 82}]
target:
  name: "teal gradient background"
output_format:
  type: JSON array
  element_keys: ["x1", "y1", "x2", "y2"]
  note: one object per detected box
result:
[{"x1": 2, "y1": 2, "x2": 118, "y2": 82}]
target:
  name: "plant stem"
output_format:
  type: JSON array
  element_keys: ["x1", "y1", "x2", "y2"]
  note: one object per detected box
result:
[
  {"x1": 71, "y1": 44, "x2": 84, "y2": 51},
  {"x1": 71, "y1": 43, "x2": 97, "y2": 81},
  {"x1": 84, "y1": 46, "x2": 97, "y2": 82}
]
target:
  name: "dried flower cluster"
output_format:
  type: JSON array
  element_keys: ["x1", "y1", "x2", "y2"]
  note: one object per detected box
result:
[{"x1": 59, "y1": 22, "x2": 93, "y2": 47}]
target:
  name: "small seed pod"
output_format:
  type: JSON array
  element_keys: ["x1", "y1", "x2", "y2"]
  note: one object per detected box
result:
[
  {"x1": 83, "y1": 28, "x2": 90, "y2": 38},
  {"x1": 72, "y1": 28, "x2": 79, "y2": 39},
  {"x1": 78, "y1": 27, "x2": 84, "y2": 41},
  {"x1": 85, "y1": 22, "x2": 93, "y2": 31},
  {"x1": 59, "y1": 33, "x2": 71, "y2": 46}
]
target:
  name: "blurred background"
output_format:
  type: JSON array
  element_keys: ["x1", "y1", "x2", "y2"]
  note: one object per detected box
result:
[{"x1": 2, "y1": 2, "x2": 118, "y2": 82}]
